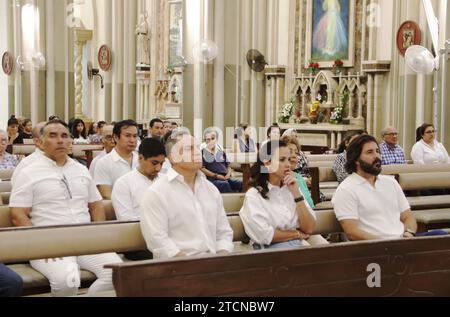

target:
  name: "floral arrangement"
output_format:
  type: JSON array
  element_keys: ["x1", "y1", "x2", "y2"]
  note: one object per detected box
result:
[
  {"x1": 333, "y1": 59, "x2": 344, "y2": 74},
  {"x1": 308, "y1": 62, "x2": 320, "y2": 74},
  {"x1": 279, "y1": 99, "x2": 295, "y2": 124},
  {"x1": 330, "y1": 105, "x2": 343, "y2": 124},
  {"x1": 333, "y1": 59, "x2": 344, "y2": 68}
]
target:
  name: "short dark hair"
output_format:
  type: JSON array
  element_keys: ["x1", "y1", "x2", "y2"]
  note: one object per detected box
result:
[
  {"x1": 150, "y1": 118, "x2": 163, "y2": 128},
  {"x1": 113, "y1": 120, "x2": 139, "y2": 138},
  {"x1": 267, "y1": 124, "x2": 280, "y2": 138},
  {"x1": 41, "y1": 119, "x2": 70, "y2": 137},
  {"x1": 416, "y1": 123, "x2": 434, "y2": 142},
  {"x1": 345, "y1": 134, "x2": 379, "y2": 175},
  {"x1": 139, "y1": 138, "x2": 166, "y2": 159}
]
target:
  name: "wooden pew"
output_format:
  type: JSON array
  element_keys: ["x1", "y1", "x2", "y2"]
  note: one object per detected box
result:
[
  {"x1": 225, "y1": 153, "x2": 257, "y2": 192},
  {"x1": 0, "y1": 169, "x2": 14, "y2": 181},
  {"x1": 106, "y1": 235, "x2": 450, "y2": 297}
]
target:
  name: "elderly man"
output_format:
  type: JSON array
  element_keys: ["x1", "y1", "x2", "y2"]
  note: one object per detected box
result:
[
  {"x1": 10, "y1": 120, "x2": 122, "y2": 297},
  {"x1": 140, "y1": 129, "x2": 234, "y2": 260},
  {"x1": 380, "y1": 127, "x2": 406, "y2": 165},
  {"x1": 11, "y1": 122, "x2": 47, "y2": 186},
  {"x1": 89, "y1": 125, "x2": 115, "y2": 177}
]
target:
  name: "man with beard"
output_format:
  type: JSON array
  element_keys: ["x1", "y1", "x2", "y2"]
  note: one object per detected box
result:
[{"x1": 332, "y1": 135, "x2": 421, "y2": 241}]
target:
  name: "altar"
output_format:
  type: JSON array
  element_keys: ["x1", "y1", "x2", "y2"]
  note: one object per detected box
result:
[{"x1": 279, "y1": 123, "x2": 365, "y2": 149}]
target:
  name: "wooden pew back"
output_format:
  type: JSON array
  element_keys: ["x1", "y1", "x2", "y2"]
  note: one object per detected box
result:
[{"x1": 106, "y1": 236, "x2": 450, "y2": 297}]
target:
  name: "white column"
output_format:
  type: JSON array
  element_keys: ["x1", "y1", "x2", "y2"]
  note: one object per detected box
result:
[
  {"x1": 13, "y1": 0, "x2": 22, "y2": 116},
  {"x1": 213, "y1": 0, "x2": 225, "y2": 130},
  {"x1": 373, "y1": 74, "x2": 382, "y2": 138},
  {"x1": 367, "y1": 74, "x2": 374, "y2": 135},
  {"x1": 46, "y1": 0, "x2": 55, "y2": 119}
]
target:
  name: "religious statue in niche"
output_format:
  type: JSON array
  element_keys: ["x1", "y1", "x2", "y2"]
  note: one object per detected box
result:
[
  {"x1": 2, "y1": 52, "x2": 14, "y2": 75},
  {"x1": 309, "y1": 94, "x2": 322, "y2": 124},
  {"x1": 136, "y1": 12, "x2": 151, "y2": 68}
]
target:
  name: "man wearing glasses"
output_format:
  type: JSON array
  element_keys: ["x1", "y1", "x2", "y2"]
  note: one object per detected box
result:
[
  {"x1": 379, "y1": 126, "x2": 406, "y2": 165},
  {"x1": 9, "y1": 120, "x2": 122, "y2": 297},
  {"x1": 201, "y1": 128, "x2": 242, "y2": 193},
  {"x1": 88, "y1": 125, "x2": 115, "y2": 177}
]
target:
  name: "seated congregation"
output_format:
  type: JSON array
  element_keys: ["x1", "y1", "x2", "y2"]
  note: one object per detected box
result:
[{"x1": 1, "y1": 117, "x2": 450, "y2": 297}]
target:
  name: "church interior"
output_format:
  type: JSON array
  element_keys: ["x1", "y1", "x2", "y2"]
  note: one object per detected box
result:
[{"x1": 1, "y1": 0, "x2": 450, "y2": 298}]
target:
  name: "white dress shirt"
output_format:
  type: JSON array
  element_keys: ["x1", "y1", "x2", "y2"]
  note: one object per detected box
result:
[
  {"x1": 111, "y1": 169, "x2": 155, "y2": 221},
  {"x1": 88, "y1": 150, "x2": 107, "y2": 177},
  {"x1": 239, "y1": 184, "x2": 316, "y2": 246},
  {"x1": 9, "y1": 155, "x2": 102, "y2": 227},
  {"x1": 11, "y1": 148, "x2": 44, "y2": 187},
  {"x1": 94, "y1": 148, "x2": 139, "y2": 186},
  {"x1": 332, "y1": 173, "x2": 410, "y2": 239},
  {"x1": 411, "y1": 139, "x2": 450, "y2": 165},
  {"x1": 140, "y1": 167, "x2": 234, "y2": 259}
]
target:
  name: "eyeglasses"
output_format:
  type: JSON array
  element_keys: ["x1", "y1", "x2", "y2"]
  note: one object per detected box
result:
[
  {"x1": 425, "y1": 130, "x2": 437, "y2": 134},
  {"x1": 60, "y1": 175, "x2": 72, "y2": 199},
  {"x1": 205, "y1": 137, "x2": 216, "y2": 142},
  {"x1": 385, "y1": 133, "x2": 399, "y2": 137},
  {"x1": 103, "y1": 135, "x2": 113, "y2": 141}
]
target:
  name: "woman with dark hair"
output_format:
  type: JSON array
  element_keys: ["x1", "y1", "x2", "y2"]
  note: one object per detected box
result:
[
  {"x1": 7, "y1": 116, "x2": 23, "y2": 145},
  {"x1": 411, "y1": 124, "x2": 450, "y2": 165},
  {"x1": 20, "y1": 119, "x2": 33, "y2": 140},
  {"x1": 232, "y1": 123, "x2": 256, "y2": 153},
  {"x1": 71, "y1": 118, "x2": 89, "y2": 144},
  {"x1": 239, "y1": 141, "x2": 316, "y2": 250},
  {"x1": 333, "y1": 130, "x2": 365, "y2": 183}
]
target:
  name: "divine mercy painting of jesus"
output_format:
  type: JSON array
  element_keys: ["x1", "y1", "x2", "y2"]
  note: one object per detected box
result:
[{"x1": 312, "y1": 0, "x2": 349, "y2": 61}]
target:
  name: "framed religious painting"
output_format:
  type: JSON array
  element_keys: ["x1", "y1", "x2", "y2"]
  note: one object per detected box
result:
[
  {"x1": 2, "y1": 52, "x2": 14, "y2": 75},
  {"x1": 396, "y1": 21, "x2": 421, "y2": 56},
  {"x1": 168, "y1": 0, "x2": 183, "y2": 68},
  {"x1": 305, "y1": 0, "x2": 356, "y2": 68},
  {"x1": 98, "y1": 45, "x2": 112, "y2": 71}
]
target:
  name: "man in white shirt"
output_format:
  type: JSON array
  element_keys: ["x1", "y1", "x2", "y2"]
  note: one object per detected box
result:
[
  {"x1": 140, "y1": 129, "x2": 234, "y2": 260},
  {"x1": 94, "y1": 120, "x2": 139, "y2": 199},
  {"x1": 11, "y1": 121, "x2": 46, "y2": 187},
  {"x1": 111, "y1": 138, "x2": 166, "y2": 261},
  {"x1": 112, "y1": 138, "x2": 165, "y2": 221},
  {"x1": 332, "y1": 135, "x2": 447, "y2": 241},
  {"x1": 10, "y1": 120, "x2": 122, "y2": 297},
  {"x1": 89, "y1": 125, "x2": 115, "y2": 177}
]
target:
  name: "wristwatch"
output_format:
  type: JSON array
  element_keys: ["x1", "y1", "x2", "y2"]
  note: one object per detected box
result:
[
  {"x1": 294, "y1": 196, "x2": 304, "y2": 203},
  {"x1": 405, "y1": 228, "x2": 416, "y2": 236}
]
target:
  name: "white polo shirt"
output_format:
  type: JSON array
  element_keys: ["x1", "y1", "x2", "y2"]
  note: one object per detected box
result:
[
  {"x1": 332, "y1": 173, "x2": 410, "y2": 239},
  {"x1": 239, "y1": 185, "x2": 316, "y2": 246},
  {"x1": 94, "y1": 148, "x2": 139, "y2": 186},
  {"x1": 140, "y1": 168, "x2": 234, "y2": 259},
  {"x1": 9, "y1": 155, "x2": 102, "y2": 227},
  {"x1": 411, "y1": 140, "x2": 450, "y2": 165},
  {"x1": 11, "y1": 148, "x2": 44, "y2": 187},
  {"x1": 111, "y1": 169, "x2": 155, "y2": 221},
  {"x1": 88, "y1": 150, "x2": 107, "y2": 177}
]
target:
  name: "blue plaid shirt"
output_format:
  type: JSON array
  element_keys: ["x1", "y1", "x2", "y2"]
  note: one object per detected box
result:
[
  {"x1": 380, "y1": 142, "x2": 406, "y2": 165},
  {"x1": 0, "y1": 153, "x2": 19, "y2": 170}
]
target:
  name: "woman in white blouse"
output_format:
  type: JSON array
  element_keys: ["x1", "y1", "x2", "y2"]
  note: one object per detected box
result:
[
  {"x1": 239, "y1": 140, "x2": 316, "y2": 250},
  {"x1": 411, "y1": 124, "x2": 450, "y2": 165}
]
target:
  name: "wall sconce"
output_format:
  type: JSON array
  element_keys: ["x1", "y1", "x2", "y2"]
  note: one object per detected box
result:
[{"x1": 87, "y1": 62, "x2": 104, "y2": 89}]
